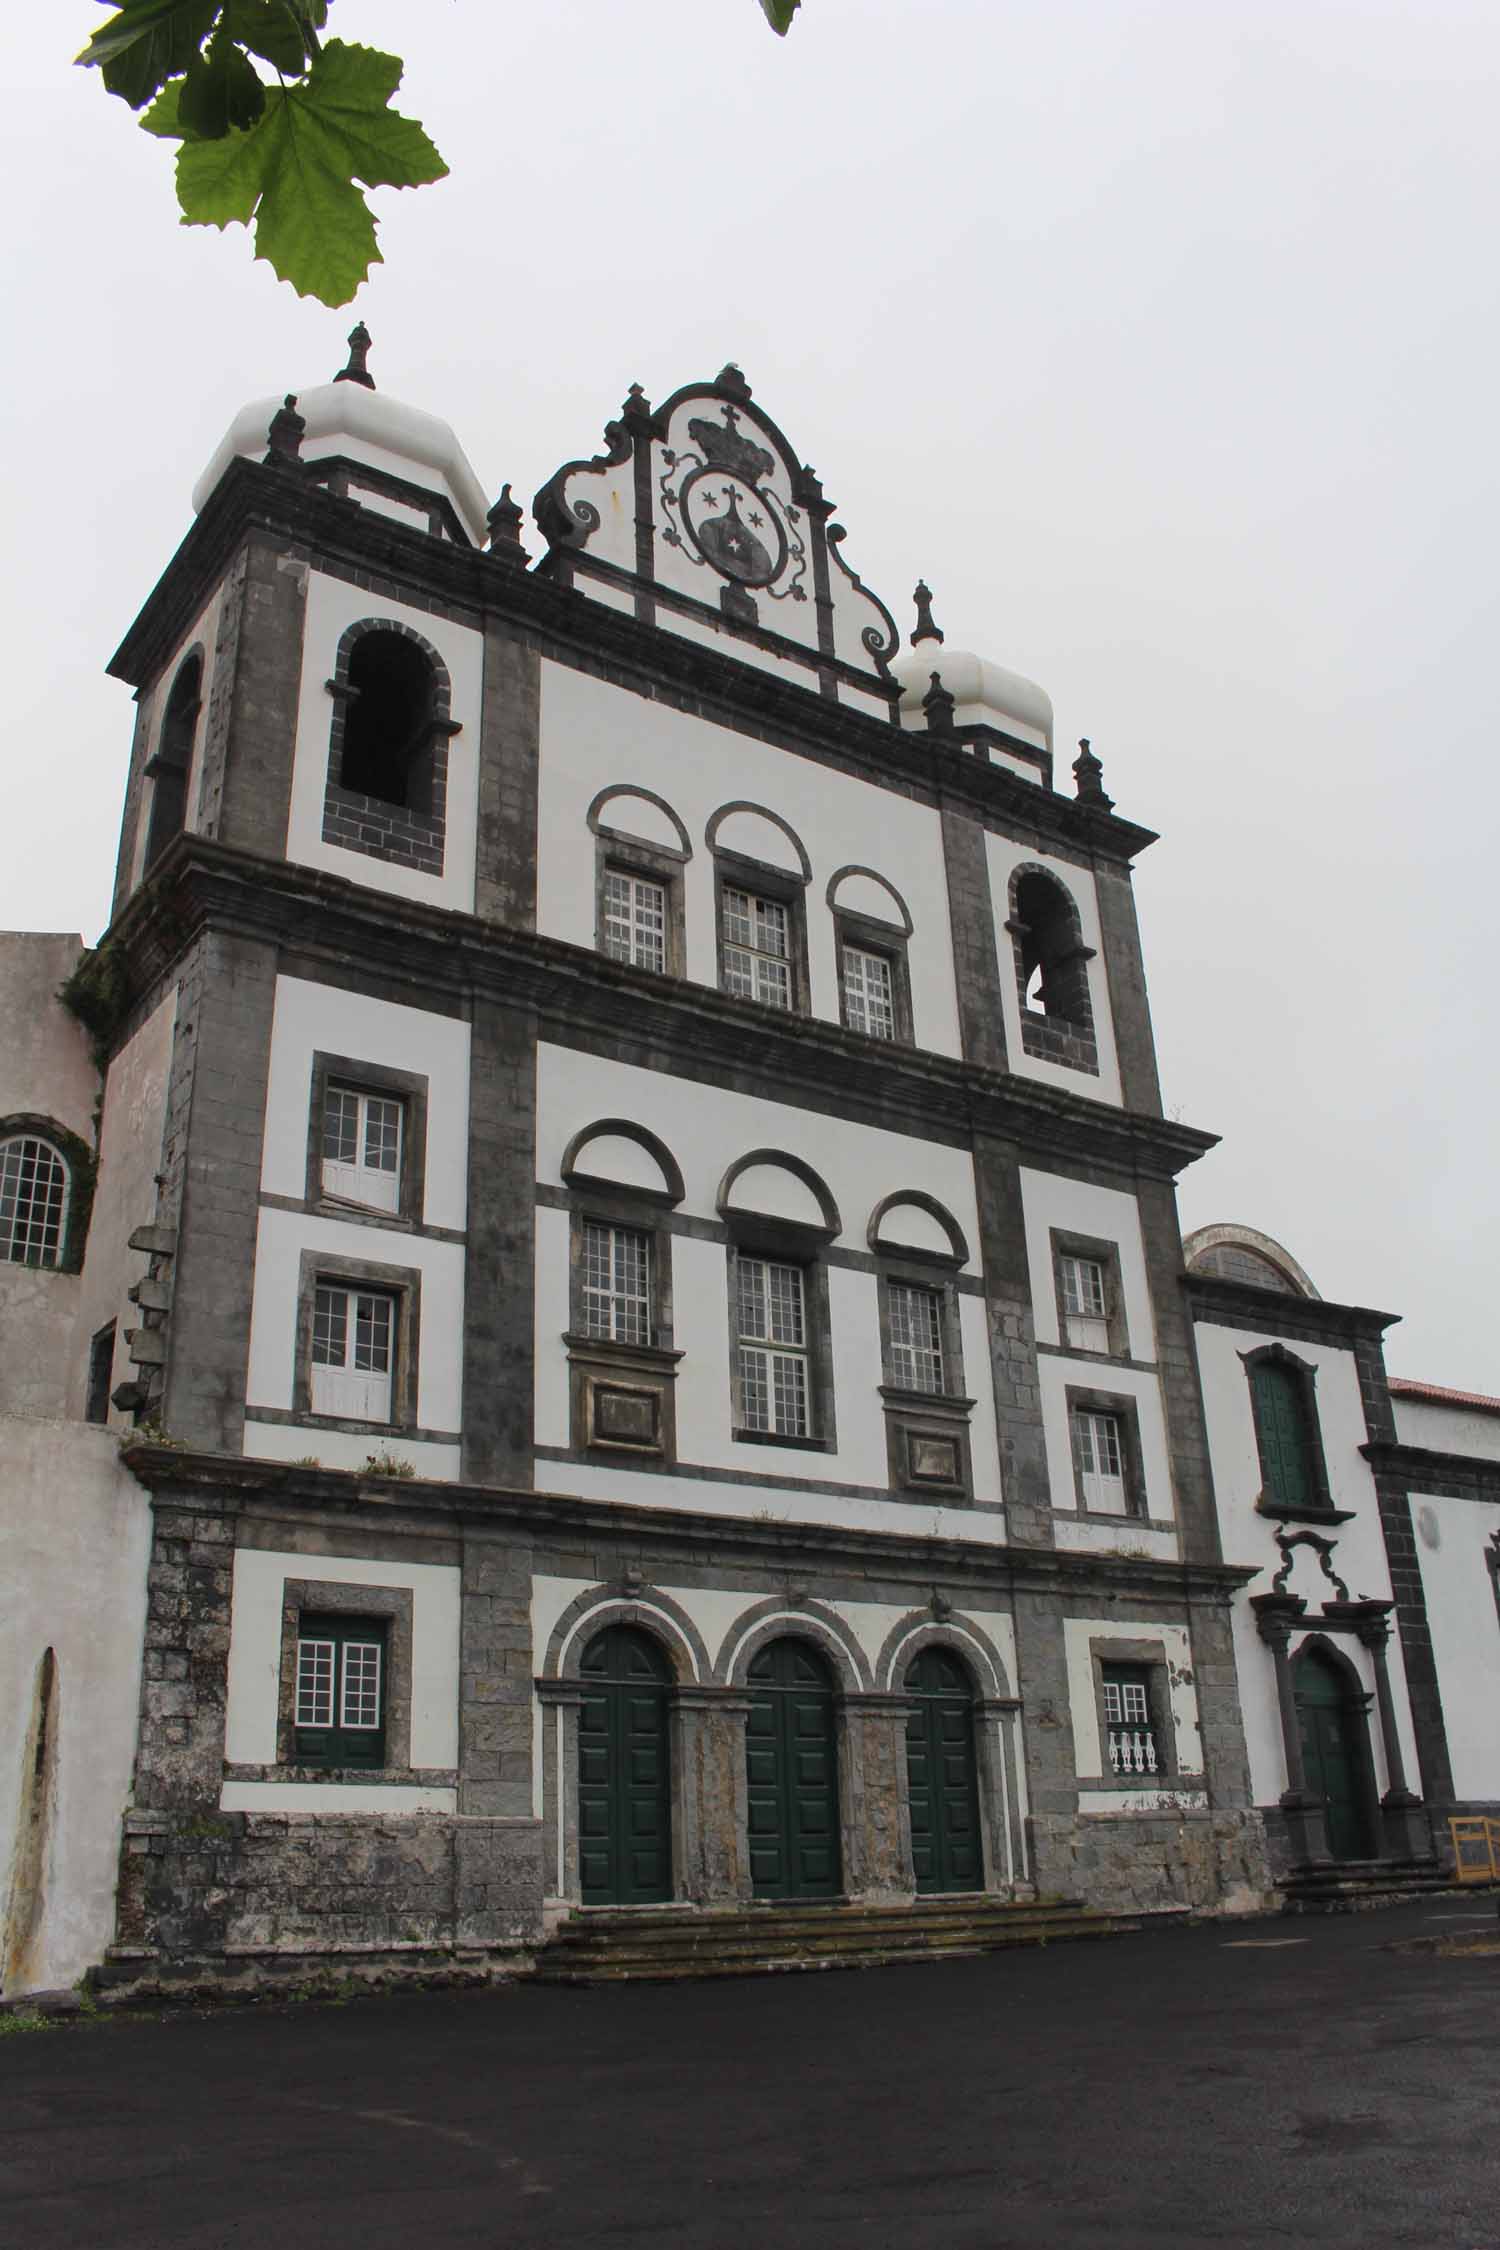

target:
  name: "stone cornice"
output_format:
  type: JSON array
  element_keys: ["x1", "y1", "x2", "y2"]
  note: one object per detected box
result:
[
  {"x1": 1182, "y1": 1274, "x2": 1399, "y2": 1341},
  {"x1": 121, "y1": 1443, "x2": 1258, "y2": 1602},
  {"x1": 109, "y1": 835, "x2": 1220, "y2": 1181},
  {"x1": 1360, "y1": 1439, "x2": 1500, "y2": 1498},
  {"x1": 106, "y1": 458, "x2": 1159, "y2": 868}
]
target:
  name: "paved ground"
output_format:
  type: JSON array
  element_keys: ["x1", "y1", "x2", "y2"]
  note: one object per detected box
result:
[{"x1": 6, "y1": 1897, "x2": 1500, "y2": 2249}]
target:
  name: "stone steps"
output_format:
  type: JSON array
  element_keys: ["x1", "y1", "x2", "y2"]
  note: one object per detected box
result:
[
  {"x1": 1280, "y1": 1859, "x2": 1462, "y2": 1915},
  {"x1": 533, "y1": 1897, "x2": 1148, "y2": 1983}
]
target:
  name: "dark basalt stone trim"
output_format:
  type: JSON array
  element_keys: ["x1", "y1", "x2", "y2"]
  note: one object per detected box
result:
[
  {"x1": 303, "y1": 453, "x2": 473, "y2": 547},
  {"x1": 1359, "y1": 1440, "x2": 1500, "y2": 1500},
  {"x1": 106, "y1": 461, "x2": 1158, "y2": 869},
  {"x1": 120, "y1": 1442, "x2": 1260, "y2": 1601},
  {"x1": 243, "y1": 1406, "x2": 461, "y2": 1444},
  {"x1": 258, "y1": 1190, "x2": 465, "y2": 1246},
  {"x1": 104, "y1": 837, "x2": 1219, "y2": 1187},
  {"x1": 1183, "y1": 1274, "x2": 1400, "y2": 1343}
]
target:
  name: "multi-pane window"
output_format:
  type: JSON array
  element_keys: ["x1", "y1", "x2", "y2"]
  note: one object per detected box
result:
[
  {"x1": 293, "y1": 1615, "x2": 387, "y2": 1768},
  {"x1": 602, "y1": 869, "x2": 667, "y2": 974},
  {"x1": 311, "y1": 1283, "x2": 394, "y2": 1421},
  {"x1": 737, "y1": 1256, "x2": 810, "y2": 1438},
  {"x1": 1102, "y1": 1665, "x2": 1161, "y2": 1777},
  {"x1": 1060, "y1": 1254, "x2": 1110, "y2": 1354},
  {"x1": 1074, "y1": 1407, "x2": 1128, "y2": 1512},
  {"x1": 582, "y1": 1220, "x2": 652, "y2": 1345},
  {"x1": 0, "y1": 1135, "x2": 68, "y2": 1268},
  {"x1": 887, "y1": 1280, "x2": 945, "y2": 1394},
  {"x1": 721, "y1": 888, "x2": 792, "y2": 1010},
  {"x1": 841, "y1": 944, "x2": 895, "y2": 1040},
  {"x1": 321, "y1": 1085, "x2": 403, "y2": 1214}
]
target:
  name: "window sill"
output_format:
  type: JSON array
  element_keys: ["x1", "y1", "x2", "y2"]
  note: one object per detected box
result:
[
  {"x1": 879, "y1": 1385, "x2": 976, "y2": 1416},
  {"x1": 1254, "y1": 1498, "x2": 1355, "y2": 1527},
  {"x1": 563, "y1": 1331, "x2": 684, "y2": 1371},
  {"x1": 732, "y1": 1428, "x2": 833, "y2": 1452},
  {"x1": 223, "y1": 1762, "x2": 459, "y2": 1787}
]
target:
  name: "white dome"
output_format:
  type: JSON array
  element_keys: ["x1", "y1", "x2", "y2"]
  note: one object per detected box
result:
[
  {"x1": 193, "y1": 378, "x2": 491, "y2": 546},
  {"x1": 892, "y1": 644, "x2": 1053, "y2": 753}
]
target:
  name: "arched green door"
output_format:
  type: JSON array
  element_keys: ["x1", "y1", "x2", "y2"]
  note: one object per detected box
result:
[
  {"x1": 1295, "y1": 1646, "x2": 1376, "y2": 1861},
  {"x1": 577, "y1": 1625, "x2": 672, "y2": 1904},
  {"x1": 746, "y1": 1638, "x2": 841, "y2": 1900},
  {"x1": 904, "y1": 1647, "x2": 984, "y2": 1895}
]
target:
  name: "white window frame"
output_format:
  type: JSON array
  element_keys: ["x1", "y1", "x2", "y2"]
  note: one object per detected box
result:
[
  {"x1": 886, "y1": 1278, "x2": 946, "y2": 1394},
  {"x1": 581, "y1": 1219, "x2": 653, "y2": 1345},
  {"x1": 311, "y1": 1281, "x2": 395, "y2": 1421},
  {"x1": 1061, "y1": 1253, "x2": 1110, "y2": 1354},
  {"x1": 321, "y1": 1084, "x2": 403, "y2": 1214},
  {"x1": 841, "y1": 943, "x2": 896, "y2": 1040},
  {"x1": 721, "y1": 887, "x2": 793, "y2": 1010},
  {"x1": 0, "y1": 1134, "x2": 69, "y2": 1268},
  {"x1": 1074, "y1": 1406, "x2": 1127, "y2": 1512},
  {"x1": 601, "y1": 867, "x2": 668, "y2": 974},
  {"x1": 1103, "y1": 1672, "x2": 1161, "y2": 1776},
  {"x1": 737, "y1": 1255, "x2": 810, "y2": 1437}
]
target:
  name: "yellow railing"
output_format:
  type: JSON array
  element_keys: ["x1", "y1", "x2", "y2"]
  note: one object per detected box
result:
[{"x1": 1449, "y1": 1815, "x2": 1500, "y2": 1882}]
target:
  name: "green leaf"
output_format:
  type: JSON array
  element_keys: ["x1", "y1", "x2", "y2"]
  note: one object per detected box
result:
[
  {"x1": 758, "y1": 0, "x2": 801, "y2": 31},
  {"x1": 77, "y1": 0, "x2": 222, "y2": 110},
  {"x1": 163, "y1": 41, "x2": 448, "y2": 307},
  {"x1": 178, "y1": 35, "x2": 267, "y2": 137},
  {"x1": 223, "y1": 0, "x2": 313, "y2": 75}
]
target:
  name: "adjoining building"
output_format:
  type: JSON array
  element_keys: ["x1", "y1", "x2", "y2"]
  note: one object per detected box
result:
[{"x1": 2, "y1": 338, "x2": 1496, "y2": 1994}]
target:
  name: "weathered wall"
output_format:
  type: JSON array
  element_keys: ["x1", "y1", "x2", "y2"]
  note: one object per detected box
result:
[
  {"x1": 1411, "y1": 1490, "x2": 1500, "y2": 1802},
  {"x1": 0, "y1": 933, "x2": 97, "y2": 1136},
  {"x1": 0, "y1": 1419, "x2": 150, "y2": 1994}
]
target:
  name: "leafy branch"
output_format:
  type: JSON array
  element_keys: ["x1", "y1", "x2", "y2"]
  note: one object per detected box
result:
[{"x1": 79, "y1": 1, "x2": 803, "y2": 308}]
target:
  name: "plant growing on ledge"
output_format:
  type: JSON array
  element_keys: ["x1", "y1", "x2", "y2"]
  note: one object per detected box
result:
[{"x1": 361, "y1": 1448, "x2": 416, "y2": 1479}]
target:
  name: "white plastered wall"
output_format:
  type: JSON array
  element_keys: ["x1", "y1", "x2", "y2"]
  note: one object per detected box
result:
[
  {"x1": 534, "y1": 1044, "x2": 1000, "y2": 1535},
  {"x1": 984, "y1": 832, "x2": 1122, "y2": 1104},
  {"x1": 536, "y1": 660, "x2": 964, "y2": 1058},
  {"x1": 284, "y1": 569, "x2": 482, "y2": 911},
  {"x1": 222, "y1": 1546, "x2": 460, "y2": 1812},
  {"x1": 1394, "y1": 1396, "x2": 1500, "y2": 1462},
  {"x1": 1411, "y1": 1491, "x2": 1500, "y2": 1800},
  {"x1": 0, "y1": 1421, "x2": 151, "y2": 1993},
  {"x1": 1063, "y1": 1616, "x2": 1205, "y2": 1811},
  {"x1": 1196, "y1": 1319, "x2": 1420, "y2": 1805}
]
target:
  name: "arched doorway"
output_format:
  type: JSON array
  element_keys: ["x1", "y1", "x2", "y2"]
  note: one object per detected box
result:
[
  {"x1": 577, "y1": 1624, "x2": 672, "y2": 1905},
  {"x1": 1294, "y1": 1644, "x2": 1377, "y2": 1861},
  {"x1": 745, "y1": 1638, "x2": 841, "y2": 1901},
  {"x1": 904, "y1": 1646, "x2": 984, "y2": 1895}
]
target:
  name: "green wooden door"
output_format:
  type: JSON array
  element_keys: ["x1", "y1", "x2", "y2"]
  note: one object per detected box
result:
[
  {"x1": 904, "y1": 1647, "x2": 984, "y2": 1895},
  {"x1": 578, "y1": 1625, "x2": 672, "y2": 1905},
  {"x1": 746, "y1": 1638, "x2": 841, "y2": 1901},
  {"x1": 1295, "y1": 1648, "x2": 1376, "y2": 1861},
  {"x1": 1253, "y1": 1360, "x2": 1313, "y2": 1509}
]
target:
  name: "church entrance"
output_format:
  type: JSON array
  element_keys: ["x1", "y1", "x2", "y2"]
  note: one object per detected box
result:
[
  {"x1": 1295, "y1": 1645, "x2": 1377, "y2": 1861},
  {"x1": 577, "y1": 1625, "x2": 672, "y2": 1905},
  {"x1": 904, "y1": 1646, "x2": 984, "y2": 1895},
  {"x1": 746, "y1": 1638, "x2": 841, "y2": 1901}
]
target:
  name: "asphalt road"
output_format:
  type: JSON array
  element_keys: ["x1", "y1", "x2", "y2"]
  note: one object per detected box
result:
[{"x1": 6, "y1": 1897, "x2": 1500, "y2": 2250}]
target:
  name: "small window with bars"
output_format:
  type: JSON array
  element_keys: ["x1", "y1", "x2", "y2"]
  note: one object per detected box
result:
[
  {"x1": 581, "y1": 1220, "x2": 653, "y2": 1344},
  {"x1": 0, "y1": 1135, "x2": 69, "y2": 1268},
  {"x1": 721, "y1": 887, "x2": 793, "y2": 1010},
  {"x1": 887, "y1": 1280, "x2": 945, "y2": 1394},
  {"x1": 601, "y1": 868, "x2": 668, "y2": 974},
  {"x1": 841, "y1": 944, "x2": 896, "y2": 1040},
  {"x1": 1060, "y1": 1253, "x2": 1110, "y2": 1354},
  {"x1": 737, "y1": 1256, "x2": 810, "y2": 1438},
  {"x1": 1073, "y1": 1406, "x2": 1130, "y2": 1512},
  {"x1": 321, "y1": 1085, "x2": 403, "y2": 1214},
  {"x1": 311, "y1": 1283, "x2": 395, "y2": 1421},
  {"x1": 293, "y1": 1615, "x2": 388, "y2": 1768},
  {"x1": 1102, "y1": 1664, "x2": 1162, "y2": 1778}
]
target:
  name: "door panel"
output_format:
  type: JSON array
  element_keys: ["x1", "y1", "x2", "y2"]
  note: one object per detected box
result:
[
  {"x1": 746, "y1": 1638, "x2": 841, "y2": 1900},
  {"x1": 1294, "y1": 1648, "x2": 1376, "y2": 1862},
  {"x1": 905, "y1": 1647, "x2": 984, "y2": 1895},
  {"x1": 577, "y1": 1625, "x2": 672, "y2": 1905}
]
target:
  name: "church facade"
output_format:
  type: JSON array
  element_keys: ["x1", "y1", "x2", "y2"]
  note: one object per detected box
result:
[{"x1": 3, "y1": 340, "x2": 1496, "y2": 1995}]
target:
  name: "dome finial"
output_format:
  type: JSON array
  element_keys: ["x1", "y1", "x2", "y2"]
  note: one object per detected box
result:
[
  {"x1": 911, "y1": 579, "x2": 944, "y2": 647},
  {"x1": 334, "y1": 322, "x2": 375, "y2": 390},
  {"x1": 264, "y1": 394, "x2": 305, "y2": 465},
  {"x1": 1073, "y1": 736, "x2": 1114, "y2": 810}
]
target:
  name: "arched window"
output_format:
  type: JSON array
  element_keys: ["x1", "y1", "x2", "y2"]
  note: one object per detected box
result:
[
  {"x1": 1007, "y1": 867, "x2": 1098, "y2": 1072},
  {"x1": 0, "y1": 1135, "x2": 69, "y2": 1268},
  {"x1": 142, "y1": 653, "x2": 202, "y2": 873},
  {"x1": 322, "y1": 622, "x2": 455, "y2": 876}
]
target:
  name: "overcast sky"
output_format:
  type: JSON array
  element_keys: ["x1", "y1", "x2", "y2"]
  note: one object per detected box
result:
[{"x1": 7, "y1": 3, "x2": 1497, "y2": 1387}]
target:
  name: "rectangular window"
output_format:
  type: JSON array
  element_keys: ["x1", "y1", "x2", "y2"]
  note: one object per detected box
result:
[
  {"x1": 1074, "y1": 1406, "x2": 1127, "y2": 1511},
  {"x1": 582, "y1": 1220, "x2": 652, "y2": 1345},
  {"x1": 841, "y1": 944, "x2": 896, "y2": 1040},
  {"x1": 1102, "y1": 1665, "x2": 1161, "y2": 1777},
  {"x1": 737, "y1": 1256, "x2": 810, "y2": 1437},
  {"x1": 294, "y1": 1615, "x2": 387, "y2": 1768},
  {"x1": 321, "y1": 1084, "x2": 403, "y2": 1214},
  {"x1": 721, "y1": 888, "x2": 792, "y2": 1010},
  {"x1": 86, "y1": 1320, "x2": 116, "y2": 1425},
  {"x1": 311, "y1": 1282, "x2": 394, "y2": 1421},
  {"x1": 1061, "y1": 1253, "x2": 1110, "y2": 1354},
  {"x1": 887, "y1": 1280, "x2": 945, "y2": 1394},
  {"x1": 601, "y1": 869, "x2": 667, "y2": 974}
]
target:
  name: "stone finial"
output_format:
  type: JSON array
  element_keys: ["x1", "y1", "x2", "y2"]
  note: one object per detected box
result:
[
  {"x1": 334, "y1": 322, "x2": 375, "y2": 389},
  {"x1": 922, "y1": 670, "x2": 956, "y2": 734},
  {"x1": 1072, "y1": 736, "x2": 1114, "y2": 811},
  {"x1": 716, "y1": 362, "x2": 752, "y2": 403},
  {"x1": 911, "y1": 580, "x2": 944, "y2": 647},
  {"x1": 486, "y1": 481, "x2": 530, "y2": 567},
  {"x1": 264, "y1": 393, "x2": 305, "y2": 464}
]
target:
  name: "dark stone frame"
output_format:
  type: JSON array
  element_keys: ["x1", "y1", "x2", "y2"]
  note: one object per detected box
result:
[
  {"x1": 1049, "y1": 1227, "x2": 1130, "y2": 1360},
  {"x1": 1063, "y1": 1383, "x2": 1152, "y2": 1522},
  {"x1": 1006, "y1": 863, "x2": 1100, "y2": 1076},
  {"x1": 292, "y1": 1246, "x2": 423, "y2": 1434},
  {"x1": 564, "y1": 1185, "x2": 683, "y2": 1463},
  {"x1": 1085, "y1": 1634, "x2": 1181, "y2": 1787},
  {"x1": 141, "y1": 647, "x2": 204, "y2": 877},
  {"x1": 272, "y1": 1577, "x2": 415, "y2": 1776},
  {"x1": 1290, "y1": 1630, "x2": 1383, "y2": 1853},
  {"x1": 874, "y1": 1253, "x2": 974, "y2": 1501},
  {"x1": 1242, "y1": 1341, "x2": 1335, "y2": 1522},
  {"x1": 587, "y1": 784, "x2": 692, "y2": 983},
  {"x1": 831, "y1": 903, "x2": 915, "y2": 1047},
  {"x1": 0, "y1": 1112, "x2": 96, "y2": 1275},
  {"x1": 85, "y1": 1319, "x2": 117, "y2": 1425},
  {"x1": 321, "y1": 616, "x2": 458, "y2": 877},
  {"x1": 722, "y1": 1215, "x2": 839, "y2": 1454},
  {"x1": 712, "y1": 845, "x2": 813, "y2": 1019},
  {"x1": 304, "y1": 1050, "x2": 430, "y2": 1227}
]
